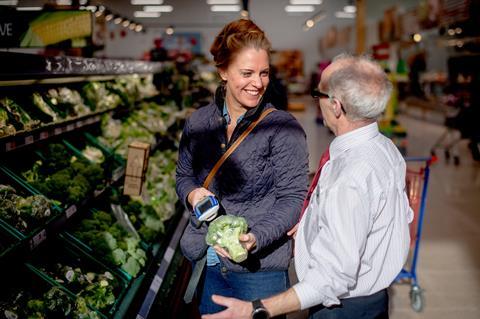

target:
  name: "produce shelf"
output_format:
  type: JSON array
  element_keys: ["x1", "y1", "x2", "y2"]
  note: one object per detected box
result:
[{"x1": 0, "y1": 108, "x2": 115, "y2": 153}]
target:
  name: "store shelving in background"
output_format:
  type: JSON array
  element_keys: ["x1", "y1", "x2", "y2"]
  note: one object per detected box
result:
[{"x1": 0, "y1": 52, "x2": 197, "y2": 319}]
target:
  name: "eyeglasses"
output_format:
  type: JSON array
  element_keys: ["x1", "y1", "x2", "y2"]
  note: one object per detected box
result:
[{"x1": 311, "y1": 88, "x2": 347, "y2": 115}]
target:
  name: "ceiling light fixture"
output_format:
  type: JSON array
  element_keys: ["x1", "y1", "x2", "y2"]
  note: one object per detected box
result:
[
  {"x1": 303, "y1": 11, "x2": 325, "y2": 30},
  {"x1": 165, "y1": 26, "x2": 174, "y2": 35},
  {"x1": 290, "y1": 0, "x2": 322, "y2": 5},
  {"x1": 56, "y1": 0, "x2": 72, "y2": 5},
  {"x1": 105, "y1": 13, "x2": 114, "y2": 21},
  {"x1": 210, "y1": 5, "x2": 241, "y2": 12},
  {"x1": 285, "y1": 5, "x2": 315, "y2": 13},
  {"x1": 134, "y1": 11, "x2": 161, "y2": 18},
  {"x1": 413, "y1": 33, "x2": 422, "y2": 42},
  {"x1": 0, "y1": 0, "x2": 18, "y2": 5},
  {"x1": 335, "y1": 11, "x2": 356, "y2": 19},
  {"x1": 129, "y1": 23, "x2": 137, "y2": 30},
  {"x1": 131, "y1": 0, "x2": 163, "y2": 4},
  {"x1": 207, "y1": 0, "x2": 239, "y2": 4},
  {"x1": 143, "y1": 5, "x2": 173, "y2": 12},
  {"x1": 122, "y1": 20, "x2": 131, "y2": 27},
  {"x1": 344, "y1": 5, "x2": 356, "y2": 13},
  {"x1": 335, "y1": 11, "x2": 355, "y2": 18},
  {"x1": 114, "y1": 17, "x2": 123, "y2": 24},
  {"x1": 240, "y1": 9, "x2": 249, "y2": 18},
  {"x1": 16, "y1": 6, "x2": 42, "y2": 10},
  {"x1": 135, "y1": 24, "x2": 144, "y2": 32},
  {"x1": 86, "y1": 6, "x2": 97, "y2": 12}
]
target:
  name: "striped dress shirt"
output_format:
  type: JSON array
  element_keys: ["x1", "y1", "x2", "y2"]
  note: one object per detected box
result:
[{"x1": 293, "y1": 122, "x2": 413, "y2": 310}]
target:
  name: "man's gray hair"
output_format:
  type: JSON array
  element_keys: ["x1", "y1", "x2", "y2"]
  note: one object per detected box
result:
[{"x1": 328, "y1": 53, "x2": 392, "y2": 121}]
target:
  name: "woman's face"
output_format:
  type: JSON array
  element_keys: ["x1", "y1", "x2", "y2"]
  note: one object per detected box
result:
[{"x1": 220, "y1": 47, "x2": 270, "y2": 110}]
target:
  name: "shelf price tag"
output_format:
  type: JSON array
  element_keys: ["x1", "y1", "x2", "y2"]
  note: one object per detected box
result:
[
  {"x1": 150, "y1": 275, "x2": 162, "y2": 294},
  {"x1": 76, "y1": 120, "x2": 84, "y2": 128},
  {"x1": 39, "y1": 131, "x2": 49, "y2": 140},
  {"x1": 54, "y1": 127, "x2": 63, "y2": 135},
  {"x1": 66, "y1": 124, "x2": 75, "y2": 131},
  {"x1": 66, "y1": 205, "x2": 77, "y2": 219},
  {"x1": 112, "y1": 167, "x2": 124, "y2": 182},
  {"x1": 25, "y1": 135, "x2": 34, "y2": 145},
  {"x1": 5, "y1": 141, "x2": 15, "y2": 152},
  {"x1": 94, "y1": 188, "x2": 105, "y2": 197},
  {"x1": 29, "y1": 229, "x2": 47, "y2": 250}
]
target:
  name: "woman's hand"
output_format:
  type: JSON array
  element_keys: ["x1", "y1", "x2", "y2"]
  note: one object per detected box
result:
[
  {"x1": 239, "y1": 233, "x2": 257, "y2": 251},
  {"x1": 187, "y1": 187, "x2": 215, "y2": 208}
]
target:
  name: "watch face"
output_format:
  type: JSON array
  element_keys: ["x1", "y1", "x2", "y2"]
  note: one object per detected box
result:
[{"x1": 252, "y1": 308, "x2": 269, "y2": 319}]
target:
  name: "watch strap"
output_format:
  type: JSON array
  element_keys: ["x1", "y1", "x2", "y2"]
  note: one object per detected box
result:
[{"x1": 252, "y1": 299, "x2": 264, "y2": 310}]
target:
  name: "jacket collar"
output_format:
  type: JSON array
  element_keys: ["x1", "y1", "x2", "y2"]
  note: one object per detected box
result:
[{"x1": 214, "y1": 85, "x2": 268, "y2": 124}]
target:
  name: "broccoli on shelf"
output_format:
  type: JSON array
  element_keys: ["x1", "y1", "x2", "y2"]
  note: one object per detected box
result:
[
  {"x1": 72, "y1": 210, "x2": 147, "y2": 277},
  {"x1": 206, "y1": 215, "x2": 248, "y2": 263}
]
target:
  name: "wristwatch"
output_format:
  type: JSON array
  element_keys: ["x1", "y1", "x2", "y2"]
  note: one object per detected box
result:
[{"x1": 251, "y1": 299, "x2": 270, "y2": 319}]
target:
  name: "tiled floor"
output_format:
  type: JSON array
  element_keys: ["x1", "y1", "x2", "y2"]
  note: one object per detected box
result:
[{"x1": 288, "y1": 97, "x2": 480, "y2": 319}]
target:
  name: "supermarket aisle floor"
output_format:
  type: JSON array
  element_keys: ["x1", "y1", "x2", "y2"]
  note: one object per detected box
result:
[{"x1": 288, "y1": 98, "x2": 480, "y2": 319}]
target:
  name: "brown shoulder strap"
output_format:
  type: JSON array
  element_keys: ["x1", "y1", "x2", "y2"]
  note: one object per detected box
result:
[{"x1": 202, "y1": 108, "x2": 276, "y2": 189}]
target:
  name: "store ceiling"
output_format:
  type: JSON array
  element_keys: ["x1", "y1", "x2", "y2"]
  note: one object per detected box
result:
[
  {"x1": 15, "y1": 0, "x2": 364, "y2": 30},
  {"x1": 14, "y1": 0, "x2": 419, "y2": 39},
  {"x1": 96, "y1": 0, "x2": 349, "y2": 28}
]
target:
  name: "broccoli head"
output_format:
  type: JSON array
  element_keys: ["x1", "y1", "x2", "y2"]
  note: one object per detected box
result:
[{"x1": 206, "y1": 215, "x2": 248, "y2": 263}]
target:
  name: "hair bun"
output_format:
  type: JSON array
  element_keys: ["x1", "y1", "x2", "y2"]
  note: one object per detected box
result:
[{"x1": 210, "y1": 19, "x2": 271, "y2": 69}]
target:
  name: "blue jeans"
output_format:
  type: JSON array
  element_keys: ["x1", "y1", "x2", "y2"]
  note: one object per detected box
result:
[
  {"x1": 199, "y1": 263, "x2": 289, "y2": 315},
  {"x1": 308, "y1": 289, "x2": 389, "y2": 319}
]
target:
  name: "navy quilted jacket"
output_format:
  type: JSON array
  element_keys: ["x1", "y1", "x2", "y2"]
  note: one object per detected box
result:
[{"x1": 176, "y1": 88, "x2": 309, "y2": 272}]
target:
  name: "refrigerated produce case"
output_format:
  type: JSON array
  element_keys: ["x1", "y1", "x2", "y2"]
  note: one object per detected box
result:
[{"x1": 0, "y1": 52, "x2": 192, "y2": 319}]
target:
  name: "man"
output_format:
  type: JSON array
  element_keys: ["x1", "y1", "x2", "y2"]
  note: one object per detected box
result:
[{"x1": 202, "y1": 54, "x2": 413, "y2": 319}]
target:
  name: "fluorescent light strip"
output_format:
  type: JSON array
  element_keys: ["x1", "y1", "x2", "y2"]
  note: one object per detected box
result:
[
  {"x1": 16, "y1": 6, "x2": 42, "y2": 10},
  {"x1": 131, "y1": 0, "x2": 163, "y2": 4},
  {"x1": 290, "y1": 0, "x2": 322, "y2": 4},
  {"x1": 56, "y1": 0, "x2": 72, "y2": 5},
  {"x1": 0, "y1": 0, "x2": 18, "y2": 5},
  {"x1": 285, "y1": 5, "x2": 314, "y2": 12},
  {"x1": 210, "y1": 5, "x2": 241, "y2": 12},
  {"x1": 207, "y1": 0, "x2": 239, "y2": 4},
  {"x1": 134, "y1": 11, "x2": 161, "y2": 18},
  {"x1": 143, "y1": 5, "x2": 173, "y2": 12},
  {"x1": 344, "y1": 5, "x2": 356, "y2": 13},
  {"x1": 335, "y1": 11, "x2": 355, "y2": 18}
]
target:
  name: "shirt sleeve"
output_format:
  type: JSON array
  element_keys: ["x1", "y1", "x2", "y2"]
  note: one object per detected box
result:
[
  {"x1": 293, "y1": 177, "x2": 372, "y2": 309},
  {"x1": 250, "y1": 118, "x2": 309, "y2": 253}
]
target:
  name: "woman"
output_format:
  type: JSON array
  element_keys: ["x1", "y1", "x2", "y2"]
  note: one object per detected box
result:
[{"x1": 176, "y1": 19, "x2": 309, "y2": 315}]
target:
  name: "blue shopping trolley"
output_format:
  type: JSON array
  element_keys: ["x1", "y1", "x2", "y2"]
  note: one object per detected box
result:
[{"x1": 395, "y1": 157, "x2": 432, "y2": 312}]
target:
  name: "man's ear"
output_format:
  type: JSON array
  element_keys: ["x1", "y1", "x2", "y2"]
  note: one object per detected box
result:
[{"x1": 331, "y1": 98, "x2": 342, "y2": 118}]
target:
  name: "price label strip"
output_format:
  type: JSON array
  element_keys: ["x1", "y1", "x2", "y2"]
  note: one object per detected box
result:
[
  {"x1": 30, "y1": 229, "x2": 47, "y2": 250},
  {"x1": 65, "y1": 205, "x2": 77, "y2": 219},
  {"x1": 5, "y1": 141, "x2": 15, "y2": 152},
  {"x1": 112, "y1": 167, "x2": 125, "y2": 182},
  {"x1": 136, "y1": 210, "x2": 189, "y2": 319},
  {"x1": 25, "y1": 135, "x2": 34, "y2": 145},
  {"x1": 39, "y1": 131, "x2": 49, "y2": 140}
]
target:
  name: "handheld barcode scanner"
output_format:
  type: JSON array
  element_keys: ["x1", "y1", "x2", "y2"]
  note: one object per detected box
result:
[{"x1": 193, "y1": 195, "x2": 220, "y2": 228}]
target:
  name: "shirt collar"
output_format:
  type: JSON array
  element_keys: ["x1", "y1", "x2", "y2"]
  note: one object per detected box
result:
[
  {"x1": 330, "y1": 122, "x2": 380, "y2": 160},
  {"x1": 223, "y1": 100, "x2": 245, "y2": 125}
]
